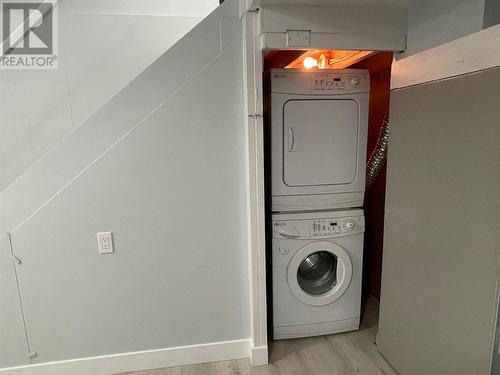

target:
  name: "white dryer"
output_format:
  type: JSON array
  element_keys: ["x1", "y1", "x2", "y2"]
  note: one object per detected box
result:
[
  {"x1": 272, "y1": 209, "x2": 364, "y2": 340},
  {"x1": 271, "y1": 69, "x2": 369, "y2": 212}
]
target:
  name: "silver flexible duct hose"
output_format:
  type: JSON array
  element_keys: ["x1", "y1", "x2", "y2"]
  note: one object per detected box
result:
[{"x1": 366, "y1": 116, "x2": 389, "y2": 188}]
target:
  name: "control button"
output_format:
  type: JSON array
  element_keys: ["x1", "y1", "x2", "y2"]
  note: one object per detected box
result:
[
  {"x1": 350, "y1": 76, "x2": 360, "y2": 86},
  {"x1": 344, "y1": 220, "x2": 355, "y2": 230}
]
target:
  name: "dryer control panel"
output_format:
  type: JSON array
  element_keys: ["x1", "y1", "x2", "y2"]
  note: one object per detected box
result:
[
  {"x1": 311, "y1": 74, "x2": 367, "y2": 92},
  {"x1": 273, "y1": 213, "x2": 364, "y2": 240},
  {"x1": 271, "y1": 68, "x2": 370, "y2": 95}
]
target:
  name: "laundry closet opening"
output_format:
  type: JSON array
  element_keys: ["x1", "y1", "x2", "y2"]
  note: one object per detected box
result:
[{"x1": 263, "y1": 49, "x2": 393, "y2": 341}]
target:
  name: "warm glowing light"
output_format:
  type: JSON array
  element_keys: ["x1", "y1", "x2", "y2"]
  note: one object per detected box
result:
[
  {"x1": 286, "y1": 50, "x2": 375, "y2": 69},
  {"x1": 317, "y1": 54, "x2": 326, "y2": 69},
  {"x1": 303, "y1": 57, "x2": 317, "y2": 69}
]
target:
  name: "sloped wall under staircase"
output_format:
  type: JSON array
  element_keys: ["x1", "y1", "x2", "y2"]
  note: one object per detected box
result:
[
  {"x1": 0, "y1": 0, "x2": 217, "y2": 193},
  {"x1": 0, "y1": 0, "x2": 250, "y2": 370}
]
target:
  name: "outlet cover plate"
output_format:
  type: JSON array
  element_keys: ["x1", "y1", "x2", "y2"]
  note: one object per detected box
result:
[{"x1": 97, "y1": 232, "x2": 114, "y2": 254}]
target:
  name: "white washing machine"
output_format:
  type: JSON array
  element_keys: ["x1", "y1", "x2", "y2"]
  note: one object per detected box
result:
[
  {"x1": 271, "y1": 69, "x2": 369, "y2": 212},
  {"x1": 272, "y1": 209, "x2": 364, "y2": 340}
]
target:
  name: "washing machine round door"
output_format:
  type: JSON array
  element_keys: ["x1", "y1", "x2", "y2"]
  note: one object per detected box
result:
[{"x1": 288, "y1": 241, "x2": 352, "y2": 306}]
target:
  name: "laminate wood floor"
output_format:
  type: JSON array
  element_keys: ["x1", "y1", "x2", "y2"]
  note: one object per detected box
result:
[{"x1": 121, "y1": 297, "x2": 396, "y2": 375}]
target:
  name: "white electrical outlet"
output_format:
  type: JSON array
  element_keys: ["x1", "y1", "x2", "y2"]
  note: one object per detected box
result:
[{"x1": 97, "y1": 232, "x2": 114, "y2": 254}]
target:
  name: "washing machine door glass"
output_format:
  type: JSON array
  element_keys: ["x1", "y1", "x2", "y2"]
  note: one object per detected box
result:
[
  {"x1": 288, "y1": 242, "x2": 353, "y2": 306},
  {"x1": 297, "y1": 251, "x2": 338, "y2": 295}
]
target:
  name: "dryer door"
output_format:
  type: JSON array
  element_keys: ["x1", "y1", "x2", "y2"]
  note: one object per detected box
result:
[
  {"x1": 283, "y1": 99, "x2": 359, "y2": 187},
  {"x1": 288, "y1": 241, "x2": 352, "y2": 306}
]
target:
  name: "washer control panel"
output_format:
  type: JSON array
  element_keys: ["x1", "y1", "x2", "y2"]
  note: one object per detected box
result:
[
  {"x1": 273, "y1": 214, "x2": 364, "y2": 239},
  {"x1": 311, "y1": 217, "x2": 363, "y2": 238}
]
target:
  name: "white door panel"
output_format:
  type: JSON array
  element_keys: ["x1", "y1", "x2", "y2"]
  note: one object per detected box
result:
[
  {"x1": 283, "y1": 99, "x2": 358, "y2": 187},
  {"x1": 379, "y1": 67, "x2": 500, "y2": 375},
  {"x1": 272, "y1": 235, "x2": 363, "y2": 327},
  {"x1": 271, "y1": 91, "x2": 369, "y2": 213}
]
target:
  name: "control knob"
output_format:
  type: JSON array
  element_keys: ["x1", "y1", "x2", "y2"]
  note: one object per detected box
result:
[
  {"x1": 350, "y1": 76, "x2": 360, "y2": 86},
  {"x1": 344, "y1": 220, "x2": 355, "y2": 230}
]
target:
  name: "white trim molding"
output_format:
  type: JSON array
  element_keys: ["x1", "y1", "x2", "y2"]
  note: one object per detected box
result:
[
  {"x1": 0, "y1": 339, "x2": 250, "y2": 375},
  {"x1": 242, "y1": 8, "x2": 269, "y2": 366},
  {"x1": 391, "y1": 23, "x2": 500, "y2": 90},
  {"x1": 250, "y1": 345, "x2": 269, "y2": 366}
]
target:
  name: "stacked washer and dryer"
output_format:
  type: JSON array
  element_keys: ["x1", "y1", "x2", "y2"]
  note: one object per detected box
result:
[{"x1": 270, "y1": 69, "x2": 369, "y2": 339}]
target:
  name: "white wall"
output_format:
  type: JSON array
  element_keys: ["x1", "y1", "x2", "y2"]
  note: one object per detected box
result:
[
  {"x1": 1, "y1": 0, "x2": 251, "y2": 370},
  {"x1": 0, "y1": 0, "x2": 218, "y2": 192},
  {"x1": 400, "y1": 0, "x2": 486, "y2": 58},
  {"x1": 259, "y1": 4, "x2": 407, "y2": 51}
]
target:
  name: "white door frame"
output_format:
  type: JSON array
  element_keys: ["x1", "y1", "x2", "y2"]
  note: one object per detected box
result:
[{"x1": 242, "y1": 9, "x2": 268, "y2": 366}]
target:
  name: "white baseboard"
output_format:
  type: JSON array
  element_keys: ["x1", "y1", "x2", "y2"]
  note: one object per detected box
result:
[
  {"x1": 250, "y1": 345, "x2": 268, "y2": 366},
  {"x1": 0, "y1": 339, "x2": 251, "y2": 375}
]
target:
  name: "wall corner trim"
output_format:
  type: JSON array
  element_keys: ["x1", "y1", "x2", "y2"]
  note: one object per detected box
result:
[
  {"x1": 250, "y1": 345, "x2": 268, "y2": 366},
  {"x1": 0, "y1": 339, "x2": 251, "y2": 375}
]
